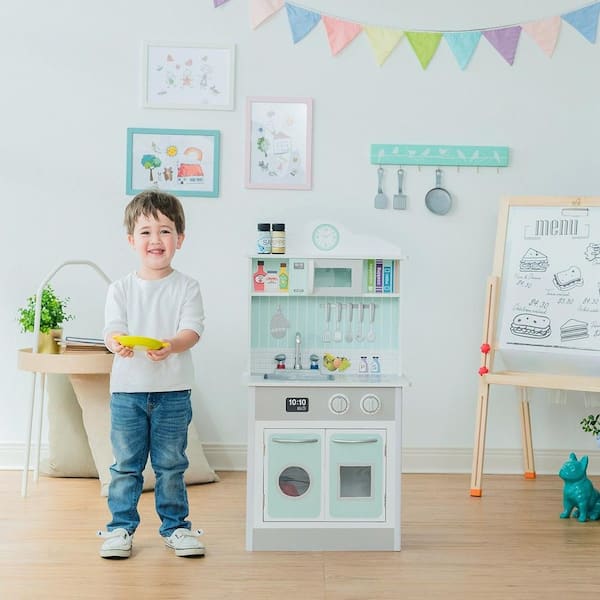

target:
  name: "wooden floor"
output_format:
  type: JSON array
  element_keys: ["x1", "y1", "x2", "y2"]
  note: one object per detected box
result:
[{"x1": 1, "y1": 471, "x2": 599, "y2": 599}]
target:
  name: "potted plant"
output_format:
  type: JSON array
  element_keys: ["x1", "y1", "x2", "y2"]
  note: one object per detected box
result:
[
  {"x1": 17, "y1": 285, "x2": 74, "y2": 353},
  {"x1": 580, "y1": 414, "x2": 600, "y2": 448}
]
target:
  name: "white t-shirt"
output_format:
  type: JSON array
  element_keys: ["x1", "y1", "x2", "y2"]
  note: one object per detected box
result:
[{"x1": 104, "y1": 270, "x2": 205, "y2": 394}]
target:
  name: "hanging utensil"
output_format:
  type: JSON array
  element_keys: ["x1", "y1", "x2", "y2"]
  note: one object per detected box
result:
[
  {"x1": 393, "y1": 168, "x2": 407, "y2": 210},
  {"x1": 355, "y1": 303, "x2": 365, "y2": 342},
  {"x1": 425, "y1": 168, "x2": 452, "y2": 215},
  {"x1": 374, "y1": 167, "x2": 388, "y2": 209},
  {"x1": 345, "y1": 303, "x2": 354, "y2": 343},
  {"x1": 367, "y1": 303, "x2": 376, "y2": 342},
  {"x1": 322, "y1": 303, "x2": 332, "y2": 343},
  {"x1": 333, "y1": 303, "x2": 343, "y2": 342}
]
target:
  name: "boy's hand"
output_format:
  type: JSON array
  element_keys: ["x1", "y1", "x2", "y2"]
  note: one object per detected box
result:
[
  {"x1": 108, "y1": 333, "x2": 134, "y2": 358},
  {"x1": 146, "y1": 341, "x2": 172, "y2": 362}
]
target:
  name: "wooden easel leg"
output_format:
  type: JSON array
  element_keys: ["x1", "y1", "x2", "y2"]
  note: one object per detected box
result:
[
  {"x1": 470, "y1": 381, "x2": 490, "y2": 497},
  {"x1": 519, "y1": 387, "x2": 536, "y2": 479}
]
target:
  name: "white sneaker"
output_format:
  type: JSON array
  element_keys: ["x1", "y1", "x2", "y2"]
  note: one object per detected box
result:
[
  {"x1": 163, "y1": 528, "x2": 205, "y2": 557},
  {"x1": 97, "y1": 528, "x2": 132, "y2": 559}
]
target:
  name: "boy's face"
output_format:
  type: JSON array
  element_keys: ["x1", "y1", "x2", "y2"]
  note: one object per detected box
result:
[{"x1": 128, "y1": 211, "x2": 184, "y2": 279}]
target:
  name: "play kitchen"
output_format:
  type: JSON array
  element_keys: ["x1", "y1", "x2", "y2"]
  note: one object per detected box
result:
[{"x1": 246, "y1": 248, "x2": 407, "y2": 551}]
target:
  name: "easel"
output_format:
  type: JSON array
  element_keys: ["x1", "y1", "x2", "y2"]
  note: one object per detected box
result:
[{"x1": 470, "y1": 196, "x2": 600, "y2": 497}]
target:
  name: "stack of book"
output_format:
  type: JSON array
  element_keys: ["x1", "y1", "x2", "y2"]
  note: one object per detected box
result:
[{"x1": 59, "y1": 336, "x2": 109, "y2": 353}]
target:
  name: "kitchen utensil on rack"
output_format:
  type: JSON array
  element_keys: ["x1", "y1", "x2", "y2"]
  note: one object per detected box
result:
[
  {"x1": 270, "y1": 306, "x2": 289, "y2": 339},
  {"x1": 393, "y1": 169, "x2": 407, "y2": 210},
  {"x1": 322, "y1": 303, "x2": 332, "y2": 343},
  {"x1": 374, "y1": 167, "x2": 388, "y2": 209},
  {"x1": 355, "y1": 303, "x2": 365, "y2": 342},
  {"x1": 367, "y1": 303, "x2": 376, "y2": 342},
  {"x1": 345, "y1": 303, "x2": 354, "y2": 343},
  {"x1": 425, "y1": 168, "x2": 452, "y2": 215},
  {"x1": 333, "y1": 303, "x2": 343, "y2": 342}
]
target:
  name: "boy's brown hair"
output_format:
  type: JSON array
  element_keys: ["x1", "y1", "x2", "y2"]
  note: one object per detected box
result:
[{"x1": 124, "y1": 190, "x2": 186, "y2": 235}]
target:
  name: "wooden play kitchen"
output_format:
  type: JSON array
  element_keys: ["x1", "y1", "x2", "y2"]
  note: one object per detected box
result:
[{"x1": 246, "y1": 248, "x2": 407, "y2": 551}]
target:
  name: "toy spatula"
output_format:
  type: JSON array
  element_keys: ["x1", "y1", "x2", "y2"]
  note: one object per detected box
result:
[
  {"x1": 374, "y1": 167, "x2": 388, "y2": 209},
  {"x1": 393, "y1": 168, "x2": 407, "y2": 210}
]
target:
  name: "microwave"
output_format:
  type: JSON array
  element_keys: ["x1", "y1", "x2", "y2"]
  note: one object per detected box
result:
[{"x1": 289, "y1": 259, "x2": 364, "y2": 296}]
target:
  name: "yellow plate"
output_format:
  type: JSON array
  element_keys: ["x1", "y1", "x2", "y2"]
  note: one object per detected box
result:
[{"x1": 114, "y1": 335, "x2": 167, "y2": 350}]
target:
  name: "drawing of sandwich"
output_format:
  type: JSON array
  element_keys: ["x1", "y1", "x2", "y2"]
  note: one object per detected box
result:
[
  {"x1": 584, "y1": 243, "x2": 600, "y2": 263},
  {"x1": 519, "y1": 248, "x2": 549, "y2": 272},
  {"x1": 553, "y1": 266, "x2": 583, "y2": 291},
  {"x1": 560, "y1": 318, "x2": 589, "y2": 342},
  {"x1": 510, "y1": 313, "x2": 551, "y2": 338}
]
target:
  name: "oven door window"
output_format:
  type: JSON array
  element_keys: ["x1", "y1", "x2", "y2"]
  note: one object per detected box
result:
[{"x1": 328, "y1": 430, "x2": 386, "y2": 521}]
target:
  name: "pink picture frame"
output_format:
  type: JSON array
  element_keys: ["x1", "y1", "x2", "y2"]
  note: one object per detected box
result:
[{"x1": 245, "y1": 97, "x2": 313, "y2": 190}]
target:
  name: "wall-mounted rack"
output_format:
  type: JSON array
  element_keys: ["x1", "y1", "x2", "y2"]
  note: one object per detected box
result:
[{"x1": 370, "y1": 144, "x2": 510, "y2": 168}]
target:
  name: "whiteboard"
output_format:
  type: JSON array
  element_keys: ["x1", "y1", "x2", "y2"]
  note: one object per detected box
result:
[{"x1": 494, "y1": 199, "x2": 600, "y2": 376}]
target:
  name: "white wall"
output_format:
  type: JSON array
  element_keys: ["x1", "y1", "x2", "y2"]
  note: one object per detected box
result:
[{"x1": 2, "y1": 0, "x2": 600, "y2": 471}]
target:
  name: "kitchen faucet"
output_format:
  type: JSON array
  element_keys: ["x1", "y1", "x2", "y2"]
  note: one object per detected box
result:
[{"x1": 293, "y1": 332, "x2": 302, "y2": 370}]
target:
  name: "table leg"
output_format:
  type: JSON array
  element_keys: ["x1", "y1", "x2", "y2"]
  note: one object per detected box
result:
[
  {"x1": 470, "y1": 380, "x2": 490, "y2": 497},
  {"x1": 21, "y1": 372, "x2": 38, "y2": 497},
  {"x1": 33, "y1": 373, "x2": 46, "y2": 483}
]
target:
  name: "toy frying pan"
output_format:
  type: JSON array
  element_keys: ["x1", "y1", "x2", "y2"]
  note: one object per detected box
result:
[
  {"x1": 425, "y1": 169, "x2": 452, "y2": 215},
  {"x1": 114, "y1": 335, "x2": 168, "y2": 350}
]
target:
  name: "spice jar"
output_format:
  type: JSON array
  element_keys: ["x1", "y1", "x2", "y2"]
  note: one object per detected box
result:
[
  {"x1": 271, "y1": 223, "x2": 286, "y2": 254},
  {"x1": 256, "y1": 223, "x2": 271, "y2": 254}
]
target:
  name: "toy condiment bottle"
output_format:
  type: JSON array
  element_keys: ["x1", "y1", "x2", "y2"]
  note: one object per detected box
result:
[
  {"x1": 253, "y1": 260, "x2": 266, "y2": 292},
  {"x1": 278, "y1": 263, "x2": 289, "y2": 292},
  {"x1": 257, "y1": 223, "x2": 271, "y2": 254},
  {"x1": 271, "y1": 223, "x2": 286, "y2": 254}
]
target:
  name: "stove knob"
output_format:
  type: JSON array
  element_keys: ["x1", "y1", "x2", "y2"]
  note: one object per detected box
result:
[
  {"x1": 329, "y1": 393, "x2": 350, "y2": 415},
  {"x1": 360, "y1": 394, "x2": 381, "y2": 415}
]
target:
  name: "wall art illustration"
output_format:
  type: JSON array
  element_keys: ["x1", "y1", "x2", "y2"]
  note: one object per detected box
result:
[
  {"x1": 126, "y1": 128, "x2": 220, "y2": 197},
  {"x1": 143, "y1": 43, "x2": 235, "y2": 110},
  {"x1": 245, "y1": 97, "x2": 313, "y2": 190}
]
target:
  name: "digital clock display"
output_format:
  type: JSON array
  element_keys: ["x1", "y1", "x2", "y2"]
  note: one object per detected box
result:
[{"x1": 285, "y1": 397, "x2": 309, "y2": 413}]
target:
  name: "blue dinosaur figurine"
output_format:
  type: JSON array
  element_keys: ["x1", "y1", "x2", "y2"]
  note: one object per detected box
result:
[{"x1": 559, "y1": 452, "x2": 600, "y2": 522}]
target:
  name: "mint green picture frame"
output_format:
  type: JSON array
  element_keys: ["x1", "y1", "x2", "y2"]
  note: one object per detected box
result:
[{"x1": 126, "y1": 127, "x2": 220, "y2": 197}]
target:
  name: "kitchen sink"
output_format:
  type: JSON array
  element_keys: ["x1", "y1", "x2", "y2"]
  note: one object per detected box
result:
[{"x1": 263, "y1": 370, "x2": 334, "y2": 381}]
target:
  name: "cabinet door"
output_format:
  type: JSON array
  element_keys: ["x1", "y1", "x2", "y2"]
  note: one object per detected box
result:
[
  {"x1": 327, "y1": 430, "x2": 386, "y2": 521},
  {"x1": 263, "y1": 430, "x2": 323, "y2": 521}
]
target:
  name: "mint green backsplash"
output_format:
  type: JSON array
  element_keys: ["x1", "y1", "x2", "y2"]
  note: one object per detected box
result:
[{"x1": 250, "y1": 296, "x2": 399, "y2": 350}]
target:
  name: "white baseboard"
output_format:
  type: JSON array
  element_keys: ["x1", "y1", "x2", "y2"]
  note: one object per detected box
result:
[{"x1": 1, "y1": 443, "x2": 598, "y2": 475}]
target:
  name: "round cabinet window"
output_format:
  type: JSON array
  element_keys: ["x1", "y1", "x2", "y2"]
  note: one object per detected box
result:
[
  {"x1": 278, "y1": 466, "x2": 310, "y2": 497},
  {"x1": 360, "y1": 393, "x2": 381, "y2": 415},
  {"x1": 329, "y1": 393, "x2": 350, "y2": 415}
]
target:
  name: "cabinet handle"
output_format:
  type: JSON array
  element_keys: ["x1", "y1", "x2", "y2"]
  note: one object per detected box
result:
[
  {"x1": 272, "y1": 438, "x2": 320, "y2": 444},
  {"x1": 331, "y1": 438, "x2": 379, "y2": 444}
]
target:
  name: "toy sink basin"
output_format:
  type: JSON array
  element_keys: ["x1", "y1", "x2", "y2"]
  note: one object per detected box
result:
[{"x1": 263, "y1": 370, "x2": 334, "y2": 381}]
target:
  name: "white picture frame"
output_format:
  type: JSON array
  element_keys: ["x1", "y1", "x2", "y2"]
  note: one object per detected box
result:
[
  {"x1": 245, "y1": 97, "x2": 313, "y2": 190},
  {"x1": 143, "y1": 42, "x2": 235, "y2": 110}
]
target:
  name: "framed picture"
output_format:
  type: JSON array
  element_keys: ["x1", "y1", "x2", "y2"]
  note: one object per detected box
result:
[
  {"x1": 245, "y1": 97, "x2": 313, "y2": 190},
  {"x1": 143, "y1": 42, "x2": 235, "y2": 110},
  {"x1": 126, "y1": 128, "x2": 220, "y2": 197}
]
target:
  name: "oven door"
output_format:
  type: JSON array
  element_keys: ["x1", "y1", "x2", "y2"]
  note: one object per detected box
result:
[
  {"x1": 327, "y1": 430, "x2": 386, "y2": 521},
  {"x1": 263, "y1": 429, "x2": 323, "y2": 521}
]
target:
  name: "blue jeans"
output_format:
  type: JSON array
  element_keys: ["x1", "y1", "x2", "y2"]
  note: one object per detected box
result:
[{"x1": 106, "y1": 390, "x2": 192, "y2": 537}]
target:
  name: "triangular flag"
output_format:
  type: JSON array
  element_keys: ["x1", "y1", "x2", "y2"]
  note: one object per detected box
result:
[
  {"x1": 483, "y1": 26, "x2": 522, "y2": 65},
  {"x1": 322, "y1": 16, "x2": 362, "y2": 56},
  {"x1": 214, "y1": 0, "x2": 229, "y2": 7},
  {"x1": 405, "y1": 32, "x2": 443, "y2": 69},
  {"x1": 522, "y1": 16, "x2": 561, "y2": 57},
  {"x1": 562, "y1": 2, "x2": 600, "y2": 43},
  {"x1": 364, "y1": 26, "x2": 404, "y2": 66},
  {"x1": 285, "y1": 3, "x2": 321, "y2": 44},
  {"x1": 444, "y1": 31, "x2": 482, "y2": 69},
  {"x1": 250, "y1": 0, "x2": 284, "y2": 30}
]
